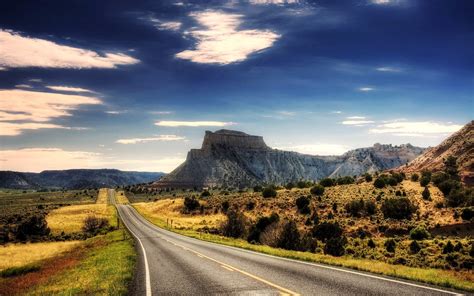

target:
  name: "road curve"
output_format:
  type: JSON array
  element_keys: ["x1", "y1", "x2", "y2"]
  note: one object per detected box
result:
[{"x1": 115, "y1": 202, "x2": 467, "y2": 296}]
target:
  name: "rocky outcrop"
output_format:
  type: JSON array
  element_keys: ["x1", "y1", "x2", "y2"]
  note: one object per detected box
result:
[
  {"x1": 153, "y1": 129, "x2": 425, "y2": 189},
  {"x1": 398, "y1": 120, "x2": 473, "y2": 184}
]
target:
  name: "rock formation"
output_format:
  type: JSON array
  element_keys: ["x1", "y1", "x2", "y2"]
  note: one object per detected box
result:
[{"x1": 152, "y1": 129, "x2": 424, "y2": 189}]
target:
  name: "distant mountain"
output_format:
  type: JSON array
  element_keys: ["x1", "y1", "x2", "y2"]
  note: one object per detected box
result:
[
  {"x1": 0, "y1": 169, "x2": 165, "y2": 189},
  {"x1": 398, "y1": 120, "x2": 473, "y2": 184},
  {"x1": 152, "y1": 129, "x2": 424, "y2": 189}
]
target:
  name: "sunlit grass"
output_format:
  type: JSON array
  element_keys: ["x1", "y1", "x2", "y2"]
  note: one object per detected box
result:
[
  {"x1": 96, "y1": 188, "x2": 109, "y2": 204},
  {"x1": 115, "y1": 190, "x2": 130, "y2": 204}
]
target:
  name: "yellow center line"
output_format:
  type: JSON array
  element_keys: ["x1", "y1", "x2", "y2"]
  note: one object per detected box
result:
[{"x1": 221, "y1": 265, "x2": 234, "y2": 272}]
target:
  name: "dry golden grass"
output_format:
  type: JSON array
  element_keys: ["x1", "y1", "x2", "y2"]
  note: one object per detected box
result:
[
  {"x1": 115, "y1": 190, "x2": 130, "y2": 204},
  {"x1": 47, "y1": 204, "x2": 115, "y2": 235},
  {"x1": 134, "y1": 198, "x2": 225, "y2": 230},
  {"x1": 0, "y1": 241, "x2": 80, "y2": 270},
  {"x1": 96, "y1": 188, "x2": 109, "y2": 204}
]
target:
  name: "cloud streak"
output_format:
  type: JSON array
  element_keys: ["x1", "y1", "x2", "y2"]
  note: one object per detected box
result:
[
  {"x1": 369, "y1": 121, "x2": 463, "y2": 136},
  {"x1": 176, "y1": 10, "x2": 280, "y2": 65},
  {"x1": 46, "y1": 85, "x2": 96, "y2": 93},
  {"x1": 155, "y1": 120, "x2": 235, "y2": 127},
  {"x1": 116, "y1": 135, "x2": 185, "y2": 144},
  {"x1": 0, "y1": 29, "x2": 139, "y2": 69}
]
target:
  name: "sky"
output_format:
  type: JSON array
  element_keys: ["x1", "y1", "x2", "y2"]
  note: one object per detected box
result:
[{"x1": 0, "y1": 0, "x2": 472, "y2": 173}]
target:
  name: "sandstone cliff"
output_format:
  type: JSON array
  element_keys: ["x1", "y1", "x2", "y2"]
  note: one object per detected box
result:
[{"x1": 153, "y1": 129, "x2": 425, "y2": 189}]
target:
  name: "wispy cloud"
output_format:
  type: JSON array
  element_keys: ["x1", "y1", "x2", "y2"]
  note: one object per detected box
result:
[
  {"x1": 149, "y1": 17, "x2": 182, "y2": 31},
  {"x1": 342, "y1": 116, "x2": 374, "y2": 126},
  {"x1": 275, "y1": 143, "x2": 350, "y2": 156},
  {"x1": 155, "y1": 120, "x2": 235, "y2": 127},
  {"x1": 15, "y1": 84, "x2": 32, "y2": 89},
  {"x1": 277, "y1": 111, "x2": 296, "y2": 116},
  {"x1": 330, "y1": 110, "x2": 342, "y2": 114},
  {"x1": 369, "y1": 121, "x2": 463, "y2": 136},
  {"x1": 358, "y1": 87, "x2": 374, "y2": 92},
  {"x1": 0, "y1": 29, "x2": 139, "y2": 69},
  {"x1": 116, "y1": 135, "x2": 185, "y2": 144},
  {"x1": 175, "y1": 10, "x2": 280, "y2": 65},
  {"x1": 105, "y1": 110, "x2": 127, "y2": 115},
  {"x1": 249, "y1": 0, "x2": 299, "y2": 4},
  {"x1": 346, "y1": 116, "x2": 366, "y2": 119},
  {"x1": 376, "y1": 66, "x2": 401, "y2": 72},
  {"x1": 46, "y1": 85, "x2": 96, "y2": 93},
  {"x1": 149, "y1": 111, "x2": 174, "y2": 115},
  {"x1": 0, "y1": 89, "x2": 101, "y2": 135}
]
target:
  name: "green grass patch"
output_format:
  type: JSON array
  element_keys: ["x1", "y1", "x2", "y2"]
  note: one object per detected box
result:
[
  {"x1": 27, "y1": 230, "x2": 136, "y2": 295},
  {"x1": 134, "y1": 205, "x2": 474, "y2": 292},
  {"x1": 0, "y1": 264, "x2": 40, "y2": 278}
]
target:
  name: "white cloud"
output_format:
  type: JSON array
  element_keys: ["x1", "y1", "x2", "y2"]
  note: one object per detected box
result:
[
  {"x1": 330, "y1": 110, "x2": 342, "y2": 114},
  {"x1": 342, "y1": 120, "x2": 375, "y2": 125},
  {"x1": 149, "y1": 111, "x2": 173, "y2": 115},
  {"x1": 346, "y1": 116, "x2": 366, "y2": 119},
  {"x1": 358, "y1": 87, "x2": 374, "y2": 92},
  {"x1": 275, "y1": 143, "x2": 350, "y2": 156},
  {"x1": 46, "y1": 85, "x2": 95, "y2": 93},
  {"x1": 277, "y1": 111, "x2": 296, "y2": 116},
  {"x1": 249, "y1": 0, "x2": 299, "y2": 4},
  {"x1": 0, "y1": 29, "x2": 139, "y2": 69},
  {"x1": 29, "y1": 78, "x2": 42, "y2": 82},
  {"x1": 116, "y1": 135, "x2": 185, "y2": 144},
  {"x1": 0, "y1": 66, "x2": 7, "y2": 71},
  {"x1": 0, "y1": 89, "x2": 101, "y2": 135},
  {"x1": 369, "y1": 121, "x2": 463, "y2": 136},
  {"x1": 155, "y1": 120, "x2": 235, "y2": 127},
  {"x1": 376, "y1": 66, "x2": 401, "y2": 72},
  {"x1": 175, "y1": 10, "x2": 280, "y2": 65},
  {"x1": 15, "y1": 84, "x2": 32, "y2": 88},
  {"x1": 105, "y1": 110, "x2": 127, "y2": 115},
  {"x1": 371, "y1": 0, "x2": 391, "y2": 4}
]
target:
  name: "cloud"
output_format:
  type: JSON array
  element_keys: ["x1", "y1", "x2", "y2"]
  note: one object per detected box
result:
[
  {"x1": 376, "y1": 66, "x2": 401, "y2": 72},
  {"x1": 371, "y1": 0, "x2": 391, "y2": 4},
  {"x1": 155, "y1": 120, "x2": 235, "y2": 127},
  {"x1": 358, "y1": 87, "x2": 374, "y2": 92},
  {"x1": 116, "y1": 135, "x2": 185, "y2": 144},
  {"x1": 149, "y1": 111, "x2": 174, "y2": 115},
  {"x1": 369, "y1": 121, "x2": 463, "y2": 136},
  {"x1": 0, "y1": 66, "x2": 7, "y2": 71},
  {"x1": 15, "y1": 84, "x2": 32, "y2": 88},
  {"x1": 105, "y1": 110, "x2": 127, "y2": 115},
  {"x1": 342, "y1": 120, "x2": 375, "y2": 125},
  {"x1": 249, "y1": 0, "x2": 299, "y2": 4},
  {"x1": 277, "y1": 111, "x2": 296, "y2": 116},
  {"x1": 175, "y1": 10, "x2": 280, "y2": 65},
  {"x1": 0, "y1": 89, "x2": 101, "y2": 135},
  {"x1": 275, "y1": 143, "x2": 350, "y2": 156},
  {"x1": 29, "y1": 78, "x2": 42, "y2": 82},
  {"x1": 330, "y1": 111, "x2": 342, "y2": 114},
  {"x1": 0, "y1": 29, "x2": 139, "y2": 69},
  {"x1": 46, "y1": 85, "x2": 96, "y2": 93},
  {"x1": 346, "y1": 116, "x2": 366, "y2": 119}
]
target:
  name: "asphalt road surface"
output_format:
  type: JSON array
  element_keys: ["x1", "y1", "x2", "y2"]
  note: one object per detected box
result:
[{"x1": 111, "y1": 191, "x2": 467, "y2": 296}]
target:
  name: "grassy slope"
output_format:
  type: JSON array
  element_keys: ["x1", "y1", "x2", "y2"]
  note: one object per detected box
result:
[{"x1": 134, "y1": 203, "x2": 474, "y2": 292}]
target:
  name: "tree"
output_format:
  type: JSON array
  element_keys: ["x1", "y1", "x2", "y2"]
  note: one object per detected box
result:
[
  {"x1": 381, "y1": 198, "x2": 416, "y2": 220},
  {"x1": 384, "y1": 239, "x2": 396, "y2": 253},
  {"x1": 312, "y1": 222, "x2": 343, "y2": 242},
  {"x1": 411, "y1": 173, "x2": 419, "y2": 182},
  {"x1": 262, "y1": 187, "x2": 277, "y2": 198},
  {"x1": 184, "y1": 196, "x2": 200, "y2": 211},
  {"x1": 277, "y1": 220, "x2": 301, "y2": 250},
  {"x1": 461, "y1": 208, "x2": 473, "y2": 221},
  {"x1": 444, "y1": 156, "x2": 459, "y2": 180},
  {"x1": 420, "y1": 176, "x2": 430, "y2": 187},
  {"x1": 373, "y1": 177, "x2": 385, "y2": 189},
  {"x1": 310, "y1": 185, "x2": 325, "y2": 196},
  {"x1": 319, "y1": 178, "x2": 335, "y2": 187},
  {"x1": 409, "y1": 226, "x2": 430, "y2": 240},
  {"x1": 16, "y1": 215, "x2": 51, "y2": 241},
  {"x1": 422, "y1": 186, "x2": 431, "y2": 200},
  {"x1": 324, "y1": 237, "x2": 346, "y2": 256},
  {"x1": 222, "y1": 209, "x2": 246, "y2": 238},
  {"x1": 296, "y1": 196, "x2": 311, "y2": 214}
]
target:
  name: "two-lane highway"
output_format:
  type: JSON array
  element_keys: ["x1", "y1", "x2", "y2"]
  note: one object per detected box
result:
[{"x1": 113, "y1": 200, "x2": 466, "y2": 296}]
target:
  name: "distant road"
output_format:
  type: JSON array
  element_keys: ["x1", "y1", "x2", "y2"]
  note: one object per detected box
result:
[{"x1": 110, "y1": 191, "x2": 466, "y2": 296}]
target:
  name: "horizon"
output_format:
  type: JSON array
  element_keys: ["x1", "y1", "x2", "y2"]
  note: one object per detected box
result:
[{"x1": 1, "y1": 0, "x2": 473, "y2": 173}]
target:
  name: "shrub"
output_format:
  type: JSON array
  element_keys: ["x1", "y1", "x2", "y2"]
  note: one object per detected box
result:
[
  {"x1": 364, "y1": 174, "x2": 373, "y2": 182},
  {"x1": 373, "y1": 177, "x2": 385, "y2": 189},
  {"x1": 312, "y1": 221, "x2": 343, "y2": 242},
  {"x1": 221, "y1": 209, "x2": 246, "y2": 238},
  {"x1": 365, "y1": 200, "x2": 376, "y2": 215},
  {"x1": 381, "y1": 198, "x2": 416, "y2": 220},
  {"x1": 386, "y1": 177, "x2": 398, "y2": 186},
  {"x1": 310, "y1": 185, "x2": 325, "y2": 196},
  {"x1": 285, "y1": 182, "x2": 295, "y2": 190},
  {"x1": 297, "y1": 180, "x2": 310, "y2": 188},
  {"x1": 446, "y1": 188, "x2": 473, "y2": 207},
  {"x1": 184, "y1": 196, "x2": 200, "y2": 211},
  {"x1": 253, "y1": 185, "x2": 263, "y2": 192},
  {"x1": 16, "y1": 215, "x2": 51, "y2": 241},
  {"x1": 319, "y1": 178, "x2": 335, "y2": 187},
  {"x1": 336, "y1": 176, "x2": 354, "y2": 185},
  {"x1": 262, "y1": 187, "x2": 277, "y2": 198},
  {"x1": 296, "y1": 196, "x2": 311, "y2": 214},
  {"x1": 461, "y1": 208, "x2": 474, "y2": 221},
  {"x1": 200, "y1": 190, "x2": 211, "y2": 197},
  {"x1": 345, "y1": 199, "x2": 365, "y2": 217},
  {"x1": 419, "y1": 176, "x2": 430, "y2": 187},
  {"x1": 368, "y1": 238, "x2": 376, "y2": 248},
  {"x1": 312, "y1": 212, "x2": 319, "y2": 225},
  {"x1": 409, "y1": 226, "x2": 430, "y2": 240},
  {"x1": 411, "y1": 173, "x2": 419, "y2": 182},
  {"x1": 384, "y1": 239, "x2": 396, "y2": 253},
  {"x1": 421, "y1": 186, "x2": 431, "y2": 200},
  {"x1": 432, "y1": 172, "x2": 449, "y2": 186},
  {"x1": 409, "y1": 240, "x2": 421, "y2": 254},
  {"x1": 443, "y1": 241, "x2": 454, "y2": 254},
  {"x1": 324, "y1": 237, "x2": 347, "y2": 256},
  {"x1": 247, "y1": 213, "x2": 279, "y2": 243},
  {"x1": 221, "y1": 200, "x2": 230, "y2": 213},
  {"x1": 82, "y1": 216, "x2": 109, "y2": 235},
  {"x1": 444, "y1": 156, "x2": 459, "y2": 179},
  {"x1": 277, "y1": 220, "x2": 301, "y2": 251},
  {"x1": 246, "y1": 201, "x2": 256, "y2": 211},
  {"x1": 259, "y1": 222, "x2": 283, "y2": 247}
]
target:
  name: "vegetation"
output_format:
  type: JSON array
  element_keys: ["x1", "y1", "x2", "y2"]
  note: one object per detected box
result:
[
  {"x1": 183, "y1": 196, "x2": 200, "y2": 211},
  {"x1": 310, "y1": 184, "x2": 325, "y2": 196},
  {"x1": 262, "y1": 187, "x2": 277, "y2": 198},
  {"x1": 381, "y1": 197, "x2": 416, "y2": 219},
  {"x1": 82, "y1": 216, "x2": 110, "y2": 235}
]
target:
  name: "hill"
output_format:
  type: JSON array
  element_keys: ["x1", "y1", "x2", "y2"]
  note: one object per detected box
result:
[
  {"x1": 152, "y1": 129, "x2": 424, "y2": 189},
  {"x1": 399, "y1": 120, "x2": 473, "y2": 184},
  {"x1": 0, "y1": 169, "x2": 164, "y2": 189}
]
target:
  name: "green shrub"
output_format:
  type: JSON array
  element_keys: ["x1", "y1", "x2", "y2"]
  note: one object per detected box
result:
[
  {"x1": 368, "y1": 238, "x2": 376, "y2": 248},
  {"x1": 409, "y1": 226, "x2": 430, "y2": 240},
  {"x1": 443, "y1": 241, "x2": 454, "y2": 254},
  {"x1": 82, "y1": 216, "x2": 110, "y2": 235},
  {"x1": 253, "y1": 185, "x2": 263, "y2": 192},
  {"x1": 384, "y1": 239, "x2": 396, "y2": 252},
  {"x1": 319, "y1": 178, "x2": 335, "y2": 187},
  {"x1": 345, "y1": 199, "x2": 365, "y2": 217},
  {"x1": 16, "y1": 214, "x2": 51, "y2": 241},
  {"x1": 410, "y1": 173, "x2": 419, "y2": 182},
  {"x1": 437, "y1": 179, "x2": 460, "y2": 196},
  {"x1": 373, "y1": 177, "x2": 385, "y2": 189},
  {"x1": 364, "y1": 174, "x2": 373, "y2": 182},
  {"x1": 285, "y1": 182, "x2": 295, "y2": 190},
  {"x1": 324, "y1": 237, "x2": 347, "y2": 256},
  {"x1": 184, "y1": 196, "x2": 200, "y2": 211},
  {"x1": 420, "y1": 176, "x2": 430, "y2": 187},
  {"x1": 461, "y1": 208, "x2": 474, "y2": 221},
  {"x1": 310, "y1": 184, "x2": 325, "y2": 196},
  {"x1": 381, "y1": 197, "x2": 416, "y2": 220},
  {"x1": 432, "y1": 171, "x2": 449, "y2": 186},
  {"x1": 221, "y1": 200, "x2": 230, "y2": 213},
  {"x1": 409, "y1": 240, "x2": 421, "y2": 254},
  {"x1": 222, "y1": 209, "x2": 246, "y2": 238},
  {"x1": 295, "y1": 196, "x2": 311, "y2": 214},
  {"x1": 277, "y1": 220, "x2": 301, "y2": 251},
  {"x1": 421, "y1": 186, "x2": 431, "y2": 200},
  {"x1": 262, "y1": 187, "x2": 277, "y2": 198},
  {"x1": 200, "y1": 190, "x2": 211, "y2": 197},
  {"x1": 336, "y1": 176, "x2": 354, "y2": 185},
  {"x1": 312, "y1": 221, "x2": 343, "y2": 242}
]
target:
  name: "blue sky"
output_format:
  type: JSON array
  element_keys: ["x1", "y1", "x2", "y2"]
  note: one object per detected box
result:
[{"x1": 0, "y1": 0, "x2": 472, "y2": 172}]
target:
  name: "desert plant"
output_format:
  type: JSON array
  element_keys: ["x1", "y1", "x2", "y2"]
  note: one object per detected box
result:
[
  {"x1": 277, "y1": 220, "x2": 301, "y2": 251},
  {"x1": 410, "y1": 173, "x2": 419, "y2": 182},
  {"x1": 432, "y1": 171, "x2": 449, "y2": 186},
  {"x1": 461, "y1": 208, "x2": 473, "y2": 221},
  {"x1": 373, "y1": 177, "x2": 385, "y2": 189},
  {"x1": 319, "y1": 178, "x2": 335, "y2": 187},
  {"x1": 409, "y1": 240, "x2": 421, "y2": 254},
  {"x1": 443, "y1": 241, "x2": 454, "y2": 254},
  {"x1": 200, "y1": 190, "x2": 211, "y2": 197},
  {"x1": 295, "y1": 196, "x2": 311, "y2": 214},
  {"x1": 262, "y1": 187, "x2": 277, "y2": 198},
  {"x1": 16, "y1": 214, "x2": 51, "y2": 241},
  {"x1": 381, "y1": 197, "x2": 416, "y2": 220},
  {"x1": 221, "y1": 209, "x2": 246, "y2": 238},
  {"x1": 82, "y1": 216, "x2": 109, "y2": 235},
  {"x1": 345, "y1": 199, "x2": 365, "y2": 217},
  {"x1": 420, "y1": 176, "x2": 430, "y2": 187},
  {"x1": 312, "y1": 221, "x2": 343, "y2": 242},
  {"x1": 367, "y1": 238, "x2": 376, "y2": 248},
  {"x1": 384, "y1": 239, "x2": 396, "y2": 253},
  {"x1": 184, "y1": 196, "x2": 200, "y2": 211},
  {"x1": 364, "y1": 173, "x2": 373, "y2": 182},
  {"x1": 310, "y1": 184, "x2": 325, "y2": 196},
  {"x1": 422, "y1": 186, "x2": 431, "y2": 200},
  {"x1": 253, "y1": 185, "x2": 263, "y2": 192},
  {"x1": 409, "y1": 226, "x2": 430, "y2": 240},
  {"x1": 324, "y1": 237, "x2": 346, "y2": 256}
]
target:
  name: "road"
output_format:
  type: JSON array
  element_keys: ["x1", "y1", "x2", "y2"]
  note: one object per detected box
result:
[{"x1": 109, "y1": 190, "x2": 466, "y2": 296}]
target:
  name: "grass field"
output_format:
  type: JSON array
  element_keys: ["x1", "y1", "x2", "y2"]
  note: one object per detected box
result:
[
  {"x1": 96, "y1": 188, "x2": 109, "y2": 204},
  {"x1": 115, "y1": 190, "x2": 130, "y2": 205},
  {"x1": 0, "y1": 241, "x2": 80, "y2": 270},
  {"x1": 0, "y1": 230, "x2": 135, "y2": 295}
]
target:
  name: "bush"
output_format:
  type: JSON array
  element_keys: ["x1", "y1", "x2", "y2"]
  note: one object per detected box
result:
[
  {"x1": 262, "y1": 187, "x2": 277, "y2": 198},
  {"x1": 319, "y1": 178, "x2": 335, "y2": 187},
  {"x1": 422, "y1": 186, "x2": 431, "y2": 200},
  {"x1": 365, "y1": 200, "x2": 376, "y2": 215},
  {"x1": 368, "y1": 238, "x2": 376, "y2": 248},
  {"x1": 82, "y1": 216, "x2": 109, "y2": 235},
  {"x1": 200, "y1": 190, "x2": 211, "y2": 197},
  {"x1": 432, "y1": 172, "x2": 449, "y2": 186},
  {"x1": 419, "y1": 176, "x2": 430, "y2": 187},
  {"x1": 345, "y1": 199, "x2": 365, "y2": 217},
  {"x1": 277, "y1": 220, "x2": 301, "y2": 251},
  {"x1": 384, "y1": 239, "x2": 396, "y2": 252},
  {"x1": 312, "y1": 221, "x2": 343, "y2": 242},
  {"x1": 411, "y1": 173, "x2": 419, "y2": 182},
  {"x1": 409, "y1": 226, "x2": 430, "y2": 240},
  {"x1": 285, "y1": 182, "x2": 295, "y2": 190},
  {"x1": 253, "y1": 185, "x2": 263, "y2": 192},
  {"x1": 373, "y1": 177, "x2": 385, "y2": 189},
  {"x1": 364, "y1": 174, "x2": 373, "y2": 182},
  {"x1": 461, "y1": 208, "x2": 474, "y2": 221},
  {"x1": 443, "y1": 241, "x2": 454, "y2": 254},
  {"x1": 221, "y1": 200, "x2": 230, "y2": 213},
  {"x1": 409, "y1": 240, "x2": 421, "y2": 254},
  {"x1": 336, "y1": 176, "x2": 354, "y2": 185},
  {"x1": 381, "y1": 198, "x2": 416, "y2": 220},
  {"x1": 295, "y1": 196, "x2": 311, "y2": 214},
  {"x1": 247, "y1": 213, "x2": 279, "y2": 243},
  {"x1": 324, "y1": 237, "x2": 347, "y2": 256},
  {"x1": 310, "y1": 185, "x2": 325, "y2": 196},
  {"x1": 16, "y1": 215, "x2": 51, "y2": 241},
  {"x1": 184, "y1": 196, "x2": 200, "y2": 211},
  {"x1": 446, "y1": 188, "x2": 473, "y2": 207},
  {"x1": 297, "y1": 180, "x2": 310, "y2": 188},
  {"x1": 221, "y1": 209, "x2": 246, "y2": 238}
]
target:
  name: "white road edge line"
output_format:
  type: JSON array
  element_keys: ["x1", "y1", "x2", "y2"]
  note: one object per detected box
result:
[
  {"x1": 127, "y1": 207, "x2": 464, "y2": 296},
  {"x1": 118, "y1": 206, "x2": 152, "y2": 296}
]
